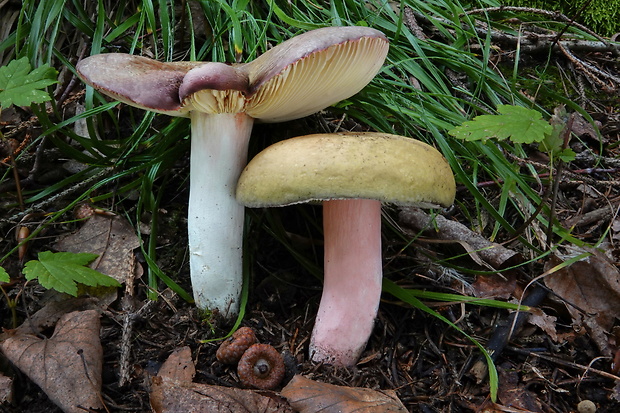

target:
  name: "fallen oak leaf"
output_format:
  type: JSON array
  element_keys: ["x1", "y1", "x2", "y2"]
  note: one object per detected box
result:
[
  {"x1": 281, "y1": 375, "x2": 407, "y2": 412},
  {"x1": 0, "y1": 310, "x2": 104, "y2": 413}
]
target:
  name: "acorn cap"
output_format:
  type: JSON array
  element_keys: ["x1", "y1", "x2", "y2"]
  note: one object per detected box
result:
[{"x1": 236, "y1": 132, "x2": 456, "y2": 208}]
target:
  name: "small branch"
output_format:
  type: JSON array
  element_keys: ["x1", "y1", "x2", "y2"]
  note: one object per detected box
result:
[
  {"x1": 408, "y1": 7, "x2": 619, "y2": 56},
  {"x1": 565, "y1": 203, "x2": 619, "y2": 228},
  {"x1": 398, "y1": 207, "x2": 521, "y2": 270},
  {"x1": 466, "y1": 6, "x2": 609, "y2": 44},
  {"x1": 0, "y1": 168, "x2": 112, "y2": 230},
  {"x1": 506, "y1": 346, "x2": 620, "y2": 381}
]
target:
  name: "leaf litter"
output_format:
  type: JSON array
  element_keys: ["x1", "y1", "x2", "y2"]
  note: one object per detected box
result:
[
  {"x1": 0, "y1": 213, "x2": 142, "y2": 412},
  {"x1": 0, "y1": 310, "x2": 103, "y2": 413},
  {"x1": 2, "y1": 3, "x2": 620, "y2": 412},
  {"x1": 544, "y1": 247, "x2": 620, "y2": 356},
  {"x1": 150, "y1": 346, "x2": 293, "y2": 413},
  {"x1": 54, "y1": 212, "x2": 142, "y2": 285}
]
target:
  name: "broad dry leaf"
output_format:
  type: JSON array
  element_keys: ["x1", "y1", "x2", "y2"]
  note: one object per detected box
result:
[
  {"x1": 11, "y1": 296, "x2": 102, "y2": 336},
  {"x1": 471, "y1": 272, "x2": 518, "y2": 300},
  {"x1": 545, "y1": 249, "x2": 620, "y2": 355},
  {"x1": 157, "y1": 346, "x2": 195, "y2": 384},
  {"x1": 0, "y1": 310, "x2": 103, "y2": 413},
  {"x1": 496, "y1": 364, "x2": 543, "y2": 412},
  {"x1": 150, "y1": 380, "x2": 293, "y2": 413},
  {"x1": 527, "y1": 310, "x2": 559, "y2": 342},
  {"x1": 0, "y1": 373, "x2": 13, "y2": 403},
  {"x1": 281, "y1": 375, "x2": 407, "y2": 413},
  {"x1": 55, "y1": 214, "x2": 140, "y2": 284},
  {"x1": 150, "y1": 347, "x2": 293, "y2": 413}
]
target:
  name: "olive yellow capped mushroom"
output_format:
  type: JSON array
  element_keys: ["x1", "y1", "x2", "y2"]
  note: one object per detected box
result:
[
  {"x1": 76, "y1": 27, "x2": 389, "y2": 319},
  {"x1": 236, "y1": 132, "x2": 456, "y2": 366}
]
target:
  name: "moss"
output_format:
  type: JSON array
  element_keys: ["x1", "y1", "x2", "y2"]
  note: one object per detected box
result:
[{"x1": 501, "y1": 0, "x2": 620, "y2": 36}]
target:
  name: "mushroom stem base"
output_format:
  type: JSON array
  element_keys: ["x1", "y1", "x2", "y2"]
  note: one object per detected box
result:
[
  {"x1": 310, "y1": 198, "x2": 383, "y2": 366},
  {"x1": 188, "y1": 112, "x2": 254, "y2": 318}
]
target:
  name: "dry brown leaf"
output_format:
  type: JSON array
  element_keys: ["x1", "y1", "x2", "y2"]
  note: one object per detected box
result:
[
  {"x1": 281, "y1": 375, "x2": 407, "y2": 413},
  {"x1": 157, "y1": 346, "x2": 196, "y2": 384},
  {"x1": 0, "y1": 310, "x2": 104, "y2": 413},
  {"x1": 0, "y1": 373, "x2": 13, "y2": 404},
  {"x1": 544, "y1": 248, "x2": 620, "y2": 355},
  {"x1": 496, "y1": 364, "x2": 543, "y2": 412},
  {"x1": 527, "y1": 310, "x2": 559, "y2": 342},
  {"x1": 55, "y1": 214, "x2": 141, "y2": 284},
  {"x1": 150, "y1": 380, "x2": 293, "y2": 413},
  {"x1": 149, "y1": 347, "x2": 293, "y2": 413},
  {"x1": 9, "y1": 297, "x2": 102, "y2": 336},
  {"x1": 471, "y1": 272, "x2": 518, "y2": 299}
]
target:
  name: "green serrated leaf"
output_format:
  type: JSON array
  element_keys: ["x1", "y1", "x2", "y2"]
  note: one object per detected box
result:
[
  {"x1": 0, "y1": 266, "x2": 9, "y2": 283},
  {"x1": 0, "y1": 57, "x2": 58, "y2": 109},
  {"x1": 23, "y1": 251, "x2": 121, "y2": 296},
  {"x1": 558, "y1": 148, "x2": 576, "y2": 162},
  {"x1": 449, "y1": 105, "x2": 553, "y2": 144}
]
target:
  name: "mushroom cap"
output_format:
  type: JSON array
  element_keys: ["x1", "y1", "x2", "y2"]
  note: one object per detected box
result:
[
  {"x1": 242, "y1": 26, "x2": 388, "y2": 122},
  {"x1": 236, "y1": 132, "x2": 456, "y2": 208},
  {"x1": 76, "y1": 26, "x2": 388, "y2": 120},
  {"x1": 76, "y1": 54, "x2": 204, "y2": 116}
]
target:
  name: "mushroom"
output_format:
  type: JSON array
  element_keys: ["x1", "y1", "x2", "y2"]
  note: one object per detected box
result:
[
  {"x1": 236, "y1": 132, "x2": 456, "y2": 366},
  {"x1": 76, "y1": 27, "x2": 389, "y2": 319}
]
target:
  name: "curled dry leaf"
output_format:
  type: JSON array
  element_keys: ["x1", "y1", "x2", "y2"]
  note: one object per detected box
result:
[
  {"x1": 544, "y1": 248, "x2": 620, "y2": 356},
  {"x1": 150, "y1": 347, "x2": 293, "y2": 413},
  {"x1": 0, "y1": 310, "x2": 104, "y2": 413},
  {"x1": 527, "y1": 310, "x2": 559, "y2": 342},
  {"x1": 281, "y1": 375, "x2": 408, "y2": 413}
]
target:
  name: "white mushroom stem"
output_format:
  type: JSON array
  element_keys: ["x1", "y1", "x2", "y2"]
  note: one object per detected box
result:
[
  {"x1": 310, "y1": 198, "x2": 383, "y2": 366},
  {"x1": 188, "y1": 112, "x2": 254, "y2": 317}
]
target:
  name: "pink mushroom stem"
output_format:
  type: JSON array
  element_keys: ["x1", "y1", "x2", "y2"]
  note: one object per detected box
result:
[{"x1": 310, "y1": 198, "x2": 383, "y2": 366}]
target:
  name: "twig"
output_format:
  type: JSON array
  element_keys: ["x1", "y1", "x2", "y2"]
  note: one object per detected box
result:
[
  {"x1": 410, "y1": 7, "x2": 619, "y2": 56},
  {"x1": 0, "y1": 168, "x2": 112, "y2": 229},
  {"x1": 398, "y1": 207, "x2": 521, "y2": 270},
  {"x1": 506, "y1": 346, "x2": 620, "y2": 381},
  {"x1": 557, "y1": 41, "x2": 620, "y2": 90},
  {"x1": 565, "y1": 202, "x2": 619, "y2": 228},
  {"x1": 466, "y1": 6, "x2": 609, "y2": 44}
]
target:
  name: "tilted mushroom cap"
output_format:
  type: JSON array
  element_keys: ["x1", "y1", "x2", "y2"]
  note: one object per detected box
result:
[
  {"x1": 76, "y1": 26, "x2": 389, "y2": 121},
  {"x1": 236, "y1": 132, "x2": 456, "y2": 208}
]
